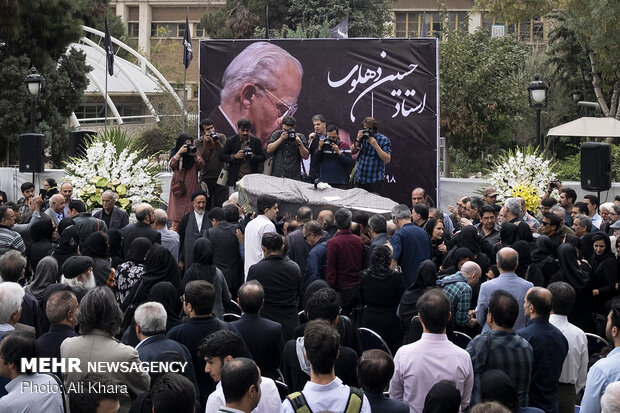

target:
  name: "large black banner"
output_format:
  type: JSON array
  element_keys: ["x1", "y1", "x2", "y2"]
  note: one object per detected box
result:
[{"x1": 199, "y1": 38, "x2": 438, "y2": 205}]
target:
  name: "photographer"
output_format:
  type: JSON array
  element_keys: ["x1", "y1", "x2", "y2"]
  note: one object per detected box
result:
[
  {"x1": 305, "y1": 114, "x2": 327, "y2": 182},
  {"x1": 169, "y1": 133, "x2": 204, "y2": 231},
  {"x1": 311, "y1": 124, "x2": 353, "y2": 189},
  {"x1": 351, "y1": 117, "x2": 392, "y2": 193},
  {"x1": 196, "y1": 118, "x2": 228, "y2": 209},
  {"x1": 220, "y1": 118, "x2": 265, "y2": 192},
  {"x1": 266, "y1": 115, "x2": 309, "y2": 180}
]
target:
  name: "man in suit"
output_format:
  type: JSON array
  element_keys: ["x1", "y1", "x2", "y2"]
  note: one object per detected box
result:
[
  {"x1": 121, "y1": 203, "x2": 161, "y2": 258},
  {"x1": 178, "y1": 191, "x2": 211, "y2": 271},
  {"x1": 153, "y1": 208, "x2": 180, "y2": 261},
  {"x1": 61, "y1": 287, "x2": 150, "y2": 413},
  {"x1": 475, "y1": 247, "x2": 534, "y2": 332},
  {"x1": 43, "y1": 194, "x2": 65, "y2": 228},
  {"x1": 37, "y1": 290, "x2": 78, "y2": 360},
  {"x1": 93, "y1": 190, "x2": 129, "y2": 230},
  {"x1": 230, "y1": 280, "x2": 283, "y2": 380},
  {"x1": 69, "y1": 199, "x2": 107, "y2": 243},
  {"x1": 206, "y1": 207, "x2": 243, "y2": 298}
]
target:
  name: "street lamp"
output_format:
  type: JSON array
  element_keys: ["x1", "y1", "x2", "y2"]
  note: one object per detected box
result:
[
  {"x1": 25, "y1": 66, "x2": 43, "y2": 133},
  {"x1": 527, "y1": 74, "x2": 549, "y2": 150}
]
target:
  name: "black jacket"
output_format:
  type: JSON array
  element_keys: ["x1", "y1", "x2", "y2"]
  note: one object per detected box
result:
[
  {"x1": 230, "y1": 314, "x2": 283, "y2": 380},
  {"x1": 121, "y1": 222, "x2": 161, "y2": 258},
  {"x1": 219, "y1": 134, "x2": 265, "y2": 186},
  {"x1": 206, "y1": 222, "x2": 243, "y2": 294}
]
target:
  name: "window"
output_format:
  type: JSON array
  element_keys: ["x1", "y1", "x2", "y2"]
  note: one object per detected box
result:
[
  {"x1": 151, "y1": 23, "x2": 179, "y2": 37},
  {"x1": 394, "y1": 11, "x2": 468, "y2": 38},
  {"x1": 128, "y1": 22, "x2": 139, "y2": 37},
  {"x1": 195, "y1": 23, "x2": 204, "y2": 37}
]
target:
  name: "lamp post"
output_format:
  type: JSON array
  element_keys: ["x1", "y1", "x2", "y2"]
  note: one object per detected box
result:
[
  {"x1": 527, "y1": 74, "x2": 549, "y2": 150},
  {"x1": 25, "y1": 66, "x2": 42, "y2": 133}
]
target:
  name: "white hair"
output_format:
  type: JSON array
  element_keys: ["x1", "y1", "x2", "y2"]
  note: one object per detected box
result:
[
  {"x1": 61, "y1": 272, "x2": 96, "y2": 291},
  {"x1": 504, "y1": 198, "x2": 523, "y2": 219},
  {"x1": 601, "y1": 202, "x2": 615, "y2": 212},
  {"x1": 101, "y1": 190, "x2": 117, "y2": 201},
  {"x1": 220, "y1": 42, "x2": 303, "y2": 104},
  {"x1": 602, "y1": 381, "x2": 620, "y2": 413},
  {"x1": 0, "y1": 282, "x2": 25, "y2": 324},
  {"x1": 134, "y1": 301, "x2": 167, "y2": 336}
]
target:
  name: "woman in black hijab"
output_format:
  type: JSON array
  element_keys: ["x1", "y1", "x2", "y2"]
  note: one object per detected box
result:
[
  {"x1": 148, "y1": 281, "x2": 182, "y2": 331},
  {"x1": 114, "y1": 237, "x2": 151, "y2": 305},
  {"x1": 398, "y1": 260, "x2": 438, "y2": 331},
  {"x1": 122, "y1": 243, "x2": 181, "y2": 311},
  {"x1": 81, "y1": 231, "x2": 112, "y2": 286},
  {"x1": 27, "y1": 218, "x2": 55, "y2": 275},
  {"x1": 168, "y1": 133, "x2": 204, "y2": 231},
  {"x1": 589, "y1": 232, "x2": 617, "y2": 315},
  {"x1": 531, "y1": 235, "x2": 558, "y2": 285},
  {"x1": 440, "y1": 247, "x2": 474, "y2": 276},
  {"x1": 425, "y1": 218, "x2": 448, "y2": 267},
  {"x1": 107, "y1": 228, "x2": 124, "y2": 269},
  {"x1": 50, "y1": 224, "x2": 80, "y2": 277},
  {"x1": 422, "y1": 380, "x2": 461, "y2": 413},
  {"x1": 516, "y1": 221, "x2": 534, "y2": 248},
  {"x1": 183, "y1": 238, "x2": 231, "y2": 319},
  {"x1": 360, "y1": 245, "x2": 406, "y2": 353},
  {"x1": 512, "y1": 241, "x2": 544, "y2": 286},
  {"x1": 445, "y1": 226, "x2": 491, "y2": 273},
  {"x1": 550, "y1": 243, "x2": 593, "y2": 332},
  {"x1": 493, "y1": 222, "x2": 519, "y2": 253}
]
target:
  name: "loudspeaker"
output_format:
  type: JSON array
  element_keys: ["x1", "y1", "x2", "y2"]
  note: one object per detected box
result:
[
  {"x1": 19, "y1": 133, "x2": 44, "y2": 173},
  {"x1": 68, "y1": 130, "x2": 96, "y2": 158},
  {"x1": 581, "y1": 142, "x2": 611, "y2": 191}
]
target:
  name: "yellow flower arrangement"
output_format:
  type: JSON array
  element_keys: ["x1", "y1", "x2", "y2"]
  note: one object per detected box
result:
[{"x1": 510, "y1": 182, "x2": 541, "y2": 213}]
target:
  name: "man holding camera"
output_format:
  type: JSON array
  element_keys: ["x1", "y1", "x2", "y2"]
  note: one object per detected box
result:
[
  {"x1": 266, "y1": 115, "x2": 309, "y2": 180},
  {"x1": 311, "y1": 125, "x2": 353, "y2": 189},
  {"x1": 220, "y1": 118, "x2": 266, "y2": 192},
  {"x1": 197, "y1": 118, "x2": 228, "y2": 209},
  {"x1": 351, "y1": 117, "x2": 392, "y2": 194}
]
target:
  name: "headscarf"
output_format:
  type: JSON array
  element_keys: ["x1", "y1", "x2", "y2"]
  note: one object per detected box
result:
[
  {"x1": 107, "y1": 228, "x2": 124, "y2": 266},
  {"x1": 448, "y1": 225, "x2": 482, "y2": 255},
  {"x1": 589, "y1": 232, "x2": 614, "y2": 273},
  {"x1": 57, "y1": 217, "x2": 75, "y2": 236},
  {"x1": 398, "y1": 260, "x2": 438, "y2": 322},
  {"x1": 171, "y1": 133, "x2": 195, "y2": 170},
  {"x1": 80, "y1": 232, "x2": 109, "y2": 259},
  {"x1": 30, "y1": 219, "x2": 55, "y2": 242},
  {"x1": 480, "y1": 369, "x2": 519, "y2": 411},
  {"x1": 362, "y1": 245, "x2": 395, "y2": 280},
  {"x1": 532, "y1": 235, "x2": 554, "y2": 264},
  {"x1": 499, "y1": 222, "x2": 519, "y2": 246},
  {"x1": 127, "y1": 237, "x2": 152, "y2": 265},
  {"x1": 516, "y1": 221, "x2": 534, "y2": 245},
  {"x1": 148, "y1": 281, "x2": 182, "y2": 331},
  {"x1": 556, "y1": 243, "x2": 590, "y2": 294},
  {"x1": 425, "y1": 218, "x2": 442, "y2": 240},
  {"x1": 512, "y1": 241, "x2": 532, "y2": 278},
  {"x1": 51, "y1": 225, "x2": 80, "y2": 271},
  {"x1": 422, "y1": 381, "x2": 461, "y2": 413},
  {"x1": 25, "y1": 256, "x2": 59, "y2": 301},
  {"x1": 183, "y1": 238, "x2": 217, "y2": 287},
  {"x1": 441, "y1": 247, "x2": 474, "y2": 271}
]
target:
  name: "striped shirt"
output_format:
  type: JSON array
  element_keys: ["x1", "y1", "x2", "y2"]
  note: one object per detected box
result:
[{"x1": 0, "y1": 226, "x2": 26, "y2": 256}]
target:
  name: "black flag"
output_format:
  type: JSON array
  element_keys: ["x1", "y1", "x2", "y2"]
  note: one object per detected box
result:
[
  {"x1": 330, "y1": 13, "x2": 349, "y2": 39},
  {"x1": 104, "y1": 17, "x2": 114, "y2": 76},
  {"x1": 183, "y1": 16, "x2": 193, "y2": 69}
]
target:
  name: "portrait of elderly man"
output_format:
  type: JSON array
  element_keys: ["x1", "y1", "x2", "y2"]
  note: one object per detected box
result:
[
  {"x1": 93, "y1": 190, "x2": 129, "y2": 230},
  {"x1": 210, "y1": 41, "x2": 303, "y2": 146}
]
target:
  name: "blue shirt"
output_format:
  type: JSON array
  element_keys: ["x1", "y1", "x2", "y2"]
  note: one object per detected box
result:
[
  {"x1": 580, "y1": 346, "x2": 620, "y2": 413},
  {"x1": 390, "y1": 223, "x2": 431, "y2": 287},
  {"x1": 353, "y1": 132, "x2": 391, "y2": 184},
  {"x1": 517, "y1": 317, "x2": 569, "y2": 413}
]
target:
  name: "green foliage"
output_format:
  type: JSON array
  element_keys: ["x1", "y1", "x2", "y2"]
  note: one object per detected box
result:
[
  {"x1": 555, "y1": 151, "x2": 580, "y2": 181},
  {"x1": 472, "y1": 0, "x2": 554, "y2": 24},
  {"x1": 448, "y1": 148, "x2": 486, "y2": 178},
  {"x1": 97, "y1": 128, "x2": 143, "y2": 158},
  {"x1": 202, "y1": 0, "x2": 260, "y2": 39},
  {"x1": 440, "y1": 29, "x2": 531, "y2": 158},
  {"x1": 138, "y1": 127, "x2": 174, "y2": 157}
]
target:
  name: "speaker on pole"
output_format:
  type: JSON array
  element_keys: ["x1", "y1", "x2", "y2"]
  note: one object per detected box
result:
[
  {"x1": 581, "y1": 142, "x2": 611, "y2": 191},
  {"x1": 19, "y1": 133, "x2": 44, "y2": 173},
  {"x1": 68, "y1": 130, "x2": 97, "y2": 158}
]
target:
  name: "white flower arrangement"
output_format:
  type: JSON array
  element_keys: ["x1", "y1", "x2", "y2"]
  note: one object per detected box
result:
[
  {"x1": 63, "y1": 129, "x2": 161, "y2": 213},
  {"x1": 487, "y1": 147, "x2": 558, "y2": 212}
]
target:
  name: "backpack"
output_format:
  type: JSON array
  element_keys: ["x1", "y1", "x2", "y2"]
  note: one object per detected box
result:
[{"x1": 286, "y1": 386, "x2": 364, "y2": 413}]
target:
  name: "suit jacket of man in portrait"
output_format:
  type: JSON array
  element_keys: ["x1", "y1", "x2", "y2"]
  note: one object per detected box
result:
[
  {"x1": 230, "y1": 313, "x2": 283, "y2": 380},
  {"x1": 121, "y1": 222, "x2": 161, "y2": 258},
  {"x1": 93, "y1": 206, "x2": 129, "y2": 230}
]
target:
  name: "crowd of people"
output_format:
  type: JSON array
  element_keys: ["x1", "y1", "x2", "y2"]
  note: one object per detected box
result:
[{"x1": 2, "y1": 136, "x2": 620, "y2": 413}]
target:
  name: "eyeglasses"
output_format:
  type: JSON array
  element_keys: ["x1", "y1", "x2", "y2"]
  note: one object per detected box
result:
[
  {"x1": 180, "y1": 295, "x2": 185, "y2": 303},
  {"x1": 541, "y1": 221, "x2": 551, "y2": 226},
  {"x1": 256, "y1": 84, "x2": 297, "y2": 118},
  {"x1": 303, "y1": 233, "x2": 313, "y2": 241}
]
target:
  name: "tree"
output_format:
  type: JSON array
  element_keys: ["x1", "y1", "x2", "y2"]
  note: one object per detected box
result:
[
  {"x1": 202, "y1": 0, "x2": 261, "y2": 39},
  {"x1": 0, "y1": 0, "x2": 91, "y2": 167},
  {"x1": 440, "y1": 30, "x2": 532, "y2": 157}
]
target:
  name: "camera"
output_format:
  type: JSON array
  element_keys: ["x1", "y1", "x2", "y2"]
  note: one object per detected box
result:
[
  {"x1": 209, "y1": 132, "x2": 219, "y2": 142},
  {"x1": 185, "y1": 144, "x2": 197, "y2": 153},
  {"x1": 286, "y1": 130, "x2": 297, "y2": 140},
  {"x1": 324, "y1": 137, "x2": 333, "y2": 146},
  {"x1": 243, "y1": 148, "x2": 253, "y2": 160},
  {"x1": 361, "y1": 128, "x2": 374, "y2": 140},
  {"x1": 549, "y1": 180, "x2": 560, "y2": 189}
]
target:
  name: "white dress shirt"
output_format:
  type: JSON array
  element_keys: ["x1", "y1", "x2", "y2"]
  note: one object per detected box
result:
[
  {"x1": 206, "y1": 376, "x2": 280, "y2": 413},
  {"x1": 549, "y1": 314, "x2": 588, "y2": 392},
  {"x1": 194, "y1": 210, "x2": 205, "y2": 231},
  {"x1": 281, "y1": 377, "x2": 371, "y2": 413},
  {"x1": 243, "y1": 215, "x2": 276, "y2": 278}
]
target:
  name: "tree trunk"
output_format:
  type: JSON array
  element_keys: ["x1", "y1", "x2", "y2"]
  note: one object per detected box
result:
[{"x1": 589, "y1": 51, "x2": 611, "y2": 116}]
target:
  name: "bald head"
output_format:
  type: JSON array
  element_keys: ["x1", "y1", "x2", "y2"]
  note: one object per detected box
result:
[
  {"x1": 49, "y1": 194, "x2": 66, "y2": 213},
  {"x1": 525, "y1": 287, "x2": 552, "y2": 318},
  {"x1": 461, "y1": 261, "x2": 481, "y2": 286},
  {"x1": 153, "y1": 209, "x2": 168, "y2": 228},
  {"x1": 496, "y1": 247, "x2": 518, "y2": 273},
  {"x1": 317, "y1": 210, "x2": 335, "y2": 228},
  {"x1": 135, "y1": 203, "x2": 154, "y2": 223}
]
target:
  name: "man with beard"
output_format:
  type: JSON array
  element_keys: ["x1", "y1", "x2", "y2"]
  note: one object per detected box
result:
[
  {"x1": 578, "y1": 299, "x2": 620, "y2": 413},
  {"x1": 59, "y1": 256, "x2": 96, "y2": 299},
  {"x1": 121, "y1": 203, "x2": 161, "y2": 258},
  {"x1": 178, "y1": 191, "x2": 210, "y2": 271}
]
